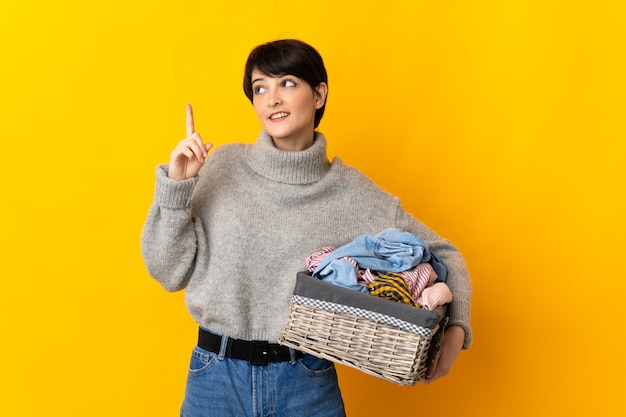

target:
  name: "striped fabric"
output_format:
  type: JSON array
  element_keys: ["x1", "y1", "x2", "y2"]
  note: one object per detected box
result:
[
  {"x1": 366, "y1": 273, "x2": 417, "y2": 307},
  {"x1": 305, "y1": 246, "x2": 336, "y2": 271},
  {"x1": 417, "y1": 282, "x2": 453, "y2": 311},
  {"x1": 356, "y1": 267, "x2": 377, "y2": 284},
  {"x1": 400, "y1": 263, "x2": 438, "y2": 300}
]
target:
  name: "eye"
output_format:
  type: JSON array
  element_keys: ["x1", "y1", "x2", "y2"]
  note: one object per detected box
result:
[
  {"x1": 282, "y1": 79, "x2": 296, "y2": 88},
  {"x1": 253, "y1": 85, "x2": 266, "y2": 94}
]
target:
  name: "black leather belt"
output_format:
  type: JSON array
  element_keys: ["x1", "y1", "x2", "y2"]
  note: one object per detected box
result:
[{"x1": 198, "y1": 328, "x2": 304, "y2": 366}]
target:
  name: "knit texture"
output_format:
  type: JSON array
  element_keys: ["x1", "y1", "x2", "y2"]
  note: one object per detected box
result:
[{"x1": 141, "y1": 131, "x2": 472, "y2": 348}]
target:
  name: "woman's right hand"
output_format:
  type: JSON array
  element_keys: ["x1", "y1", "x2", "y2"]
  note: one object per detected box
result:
[{"x1": 168, "y1": 103, "x2": 213, "y2": 180}]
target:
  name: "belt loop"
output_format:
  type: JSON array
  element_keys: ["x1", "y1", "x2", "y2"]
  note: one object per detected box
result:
[
  {"x1": 218, "y1": 334, "x2": 229, "y2": 360},
  {"x1": 289, "y1": 348, "x2": 298, "y2": 365}
]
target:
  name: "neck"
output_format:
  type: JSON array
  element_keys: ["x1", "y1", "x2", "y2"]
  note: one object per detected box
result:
[
  {"x1": 245, "y1": 130, "x2": 331, "y2": 185},
  {"x1": 270, "y1": 132, "x2": 315, "y2": 151}
]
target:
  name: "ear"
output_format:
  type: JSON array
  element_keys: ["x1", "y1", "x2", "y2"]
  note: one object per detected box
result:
[{"x1": 314, "y1": 82, "x2": 328, "y2": 109}]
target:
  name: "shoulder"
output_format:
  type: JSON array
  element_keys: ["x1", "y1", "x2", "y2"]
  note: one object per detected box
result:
[
  {"x1": 330, "y1": 157, "x2": 368, "y2": 181},
  {"x1": 199, "y1": 142, "x2": 248, "y2": 171},
  {"x1": 192, "y1": 143, "x2": 253, "y2": 193},
  {"x1": 208, "y1": 142, "x2": 247, "y2": 160},
  {"x1": 328, "y1": 157, "x2": 400, "y2": 203}
]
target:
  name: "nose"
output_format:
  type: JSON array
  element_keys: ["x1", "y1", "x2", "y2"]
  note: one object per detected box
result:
[{"x1": 268, "y1": 89, "x2": 282, "y2": 107}]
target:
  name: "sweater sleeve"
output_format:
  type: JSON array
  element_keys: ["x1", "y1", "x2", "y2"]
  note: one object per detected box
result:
[
  {"x1": 395, "y1": 205, "x2": 473, "y2": 349},
  {"x1": 140, "y1": 164, "x2": 205, "y2": 292}
]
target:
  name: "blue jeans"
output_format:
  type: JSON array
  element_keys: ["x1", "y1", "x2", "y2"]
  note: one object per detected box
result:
[{"x1": 180, "y1": 342, "x2": 346, "y2": 417}]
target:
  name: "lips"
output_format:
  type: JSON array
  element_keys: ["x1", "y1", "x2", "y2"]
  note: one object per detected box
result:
[{"x1": 269, "y1": 112, "x2": 290, "y2": 121}]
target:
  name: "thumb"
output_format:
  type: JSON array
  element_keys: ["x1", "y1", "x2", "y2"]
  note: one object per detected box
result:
[
  {"x1": 427, "y1": 356, "x2": 439, "y2": 378},
  {"x1": 422, "y1": 352, "x2": 440, "y2": 384}
]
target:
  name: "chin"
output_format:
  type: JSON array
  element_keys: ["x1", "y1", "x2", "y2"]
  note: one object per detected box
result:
[{"x1": 265, "y1": 128, "x2": 291, "y2": 140}]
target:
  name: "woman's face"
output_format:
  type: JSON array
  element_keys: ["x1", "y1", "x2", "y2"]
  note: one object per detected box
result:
[{"x1": 251, "y1": 69, "x2": 327, "y2": 151}]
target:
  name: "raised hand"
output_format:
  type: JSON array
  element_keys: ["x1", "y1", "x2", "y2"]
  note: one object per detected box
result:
[{"x1": 167, "y1": 103, "x2": 213, "y2": 180}]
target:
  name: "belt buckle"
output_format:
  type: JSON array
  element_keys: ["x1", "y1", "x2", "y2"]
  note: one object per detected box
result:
[{"x1": 251, "y1": 341, "x2": 269, "y2": 366}]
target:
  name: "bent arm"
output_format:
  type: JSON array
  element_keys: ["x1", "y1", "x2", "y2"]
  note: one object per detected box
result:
[
  {"x1": 141, "y1": 164, "x2": 204, "y2": 292},
  {"x1": 395, "y1": 205, "x2": 472, "y2": 349}
]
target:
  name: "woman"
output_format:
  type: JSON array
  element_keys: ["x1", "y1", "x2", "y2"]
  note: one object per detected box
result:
[{"x1": 141, "y1": 39, "x2": 472, "y2": 417}]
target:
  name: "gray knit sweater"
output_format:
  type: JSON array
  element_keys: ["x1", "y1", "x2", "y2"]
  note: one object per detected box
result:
[{"x1": 141, "y1": 131, "x2": 472, "y2": 348}]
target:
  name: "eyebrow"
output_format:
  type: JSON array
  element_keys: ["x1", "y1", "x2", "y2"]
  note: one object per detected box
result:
[{"x1": 252, "y1": 74, "x2": 294, "y2": 85}]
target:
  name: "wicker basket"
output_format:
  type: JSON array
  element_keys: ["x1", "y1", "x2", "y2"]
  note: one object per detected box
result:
[{"x1": 278, "y1": 272, "x2": 447, "y2": 386}]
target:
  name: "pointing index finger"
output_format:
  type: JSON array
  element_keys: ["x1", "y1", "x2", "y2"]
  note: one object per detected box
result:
[{"x1": 186, "y1": 103, "x2": 195, "y2": 137}]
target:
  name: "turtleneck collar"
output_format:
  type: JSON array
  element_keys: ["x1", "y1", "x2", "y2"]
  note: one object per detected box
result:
[{"x1": 245, "y1": 130, "x2": 331, "y2": 185}]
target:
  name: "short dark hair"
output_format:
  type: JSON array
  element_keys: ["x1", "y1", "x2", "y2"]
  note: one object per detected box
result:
[{"x1": 243, "y1": 39, "x2": 328, "y2": 128}]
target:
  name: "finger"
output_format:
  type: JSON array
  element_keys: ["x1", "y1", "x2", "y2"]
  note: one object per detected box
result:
[
  {"x1": 191, "y1": 132, "x2": 209, "y2": 160},
  {"x1": 178, "y1": 136, "x2": 206, "y2": 163},
  {"x1": 178, "y1": 144, "x2": 203, "y2": 165},
  {"x1": 204, "y1": 142, "x2": 213, "y2": 154},
  {"x1": 424, "y1": 356, "x2": 439, "y2": 382},
  {"x1": 186, "y1": 103, "x2": 195, "y2": 137}
]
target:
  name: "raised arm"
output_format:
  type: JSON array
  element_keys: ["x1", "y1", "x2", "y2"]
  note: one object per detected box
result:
[
  {"x1": 140, "y1": 104, "x2": 213, "y2": 291},
  {"x1": 168, "y1": 103, "x2": 213, "y2": 180}
]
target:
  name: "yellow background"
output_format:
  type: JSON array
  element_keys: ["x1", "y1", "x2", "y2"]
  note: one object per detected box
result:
[{"x1": 1, "y1": 1, "x2": 624, "y2": 416}]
